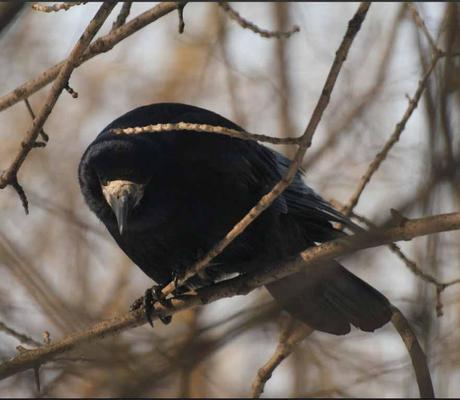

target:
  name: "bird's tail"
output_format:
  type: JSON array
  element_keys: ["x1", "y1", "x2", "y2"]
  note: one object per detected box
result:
[{"x1": 265, "y1": 260, "x2": 392, "y2": 335}]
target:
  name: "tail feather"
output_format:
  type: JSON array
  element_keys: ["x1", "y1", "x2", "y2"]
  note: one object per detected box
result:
[{"x1": 265, "y1": 260, "x2": 392, "y2": 335}]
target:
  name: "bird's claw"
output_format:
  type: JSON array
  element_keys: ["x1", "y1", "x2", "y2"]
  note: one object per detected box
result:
[
  {"x1": 129, "y1": 296, "x2": 144, "y2": 311},
  {"x1": 130, "y1": 285, "x2": 173, "y2": 327},
  {"x1": 144, "y1": 287, "x2": 154, "y2": 327}
]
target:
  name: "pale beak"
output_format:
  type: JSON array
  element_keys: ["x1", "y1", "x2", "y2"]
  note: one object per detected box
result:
[
  {"x1": 110, "y1": 193, "x2": 130, "y2": 235},
  {"x1": 101, "y1": 179, "x2": 145, "y2": 235}
]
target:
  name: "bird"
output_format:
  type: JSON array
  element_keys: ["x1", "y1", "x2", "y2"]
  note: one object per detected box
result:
[{"x1": 78, "y1": 102, "x2": 392, "y2": 335}]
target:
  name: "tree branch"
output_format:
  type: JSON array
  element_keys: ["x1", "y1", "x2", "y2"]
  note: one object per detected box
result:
[
  {"x1": 160, "y1": 2, "x2": 372, "y2": 298},
  {"x1": 111, "y1": 1, "x2": 132, "y2": 31},
  {"x1": 251, "y1": 320, "x2": 313, "y2": 398},
  {"x1": 110, "y1": 122, "x2": 302, "y2": 145},
  {"x1": 31, "y1": 2, "x2": 87, "y2": 13},
  {"x1": 0, "y1": 2, "x2": 179, "y2": 112},
  {"x1": 218, "y1": 2, "x2": 300, "y2": 39},
  {"x1": 342, "y1": 49, "x2": 443, "y2": 216},
  {"x1": 391, "y1": 306, "x2": 435, "y2": 398},
  {"x1": 0, "y1": 210, "x2": 457, "y2": 382},
  {"x1": 342, "y1": 4, "x2": 447, "y2": 216},
  {"x1": 0, "y1": 1, "x2": 116, "y2": 214},
  {"x1": 0, "y1": 321, "x2": 41, "y2": 347}
]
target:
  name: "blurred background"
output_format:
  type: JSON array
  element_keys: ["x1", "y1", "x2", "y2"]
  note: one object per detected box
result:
[{"x1": 0, "y1": 2, "x2": 459, "y2": 397}]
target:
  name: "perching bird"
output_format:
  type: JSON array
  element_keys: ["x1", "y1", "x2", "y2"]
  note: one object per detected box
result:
[{"x1": 78, "y1": 103, "x2": 392, "y2": 335}]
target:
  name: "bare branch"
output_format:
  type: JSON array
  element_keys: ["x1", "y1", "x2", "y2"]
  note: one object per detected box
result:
[
  {"x1": 251, "y1": 320, "x2": 313, "y2": 398},
  {"x1": 10, "y1": 176, "x2": 29, "y2": 214},
  {"x1": 160, "y1": 2, "x2": 372, "y2": 298},
  {"x1": 303, "y1": 3, "x2": 406, "y2": 170},
  {"x1": 110, "y1": 122, "x2": 301, "y2": 145},
  {"x1": 0, "y1": 2, "x2": 116, "y2": 213},
  {"x1": 111, "y1": 1, "x2": 132, "y2": 31},
  {"x1": 342, "y1": 50, "x2": 443, "y2": 215},
  {"x1": 332, "y1": 199, "x2": 460, "y2": 317},
  {"x1": 391, "y1": 307, "x2": 434, "y2": 398},
  {"x1": 1, "y1": 209, "x2": 457, "y2": 382},
  {"x1": 407, "y1": 2, "x2": 438, "y2": 52},
  {"x1": 0, "y1": 2, "x2": 179, "y2": 112},
  {"x1": 0, "y1": 321, "x2": 41, "y2": 347},
  {"x1": 176, "y1": 1, "x2": 186, "y2": 34},
  {"x1": 31, "y1": 2, "x2": 87, "y2": 13},
  {"x1": 218, "y1": 2, "x2": 300, "y2": 39},
  {"x1": 24, "y1": 99, "x2": 49, "y2": 142}
]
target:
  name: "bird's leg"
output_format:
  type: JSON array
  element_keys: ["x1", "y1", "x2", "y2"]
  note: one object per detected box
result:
[
  {"x1": 130, "y1": 285, "x2": 173, "y2": 327},
  {"x1": 171, "y1": 269, "x2": 188, "y2": 295},
  {"x1": 153, "y1": 285, "x2": 172, "y2": 325},
  {"x1": 143, "y1": 287, "x2": 155, "y2": 327}
]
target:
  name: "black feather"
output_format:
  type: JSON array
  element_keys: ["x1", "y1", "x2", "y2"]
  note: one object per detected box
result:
[{"x1": 78, "y1": 103, "x2": 392, "y2": 334}]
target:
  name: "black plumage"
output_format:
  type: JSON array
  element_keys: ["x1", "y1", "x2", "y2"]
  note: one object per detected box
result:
[{"x1": 78, "y1": 103, "x2": 392, "y2": 335}]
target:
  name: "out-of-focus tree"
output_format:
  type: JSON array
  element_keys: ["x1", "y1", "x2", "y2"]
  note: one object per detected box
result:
[{"x1": 0, "y1": 2, "x2": 459, "y2": 397}]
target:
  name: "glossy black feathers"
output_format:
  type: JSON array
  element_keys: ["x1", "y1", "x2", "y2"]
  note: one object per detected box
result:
[{"x1": 79, "y1": 103, "x2": 392, "y2": 335}]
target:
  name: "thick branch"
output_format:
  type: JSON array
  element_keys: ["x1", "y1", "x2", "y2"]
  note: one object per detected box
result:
[{"x1": 0, "y1": 210, "x2": 457, "y2": 381}]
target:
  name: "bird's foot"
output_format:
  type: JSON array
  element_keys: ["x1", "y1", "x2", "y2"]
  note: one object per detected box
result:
[
  {"x1": 171, "y1": 270, "x2": 188, "y2": 295},
  {"x1": 130, "y1": 285, "x2": 173, "y2": 327}
]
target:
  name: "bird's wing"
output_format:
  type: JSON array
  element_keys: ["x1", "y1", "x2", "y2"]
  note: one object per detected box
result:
[{"x1": 227, "y1": 140, "x2": 360, "y2": 236}]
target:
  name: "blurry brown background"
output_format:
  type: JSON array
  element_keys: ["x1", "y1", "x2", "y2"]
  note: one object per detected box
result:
[{"x1": 0, "y1": 2, "x2": 459, "y2": 397}]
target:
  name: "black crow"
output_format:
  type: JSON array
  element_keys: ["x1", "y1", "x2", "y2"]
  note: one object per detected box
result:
[{"x1": 78, "y1": 103, "x2": 392, "y2": 335}]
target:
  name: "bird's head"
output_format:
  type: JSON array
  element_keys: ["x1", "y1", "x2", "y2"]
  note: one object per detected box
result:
[
  {"x1": 79, "y1": 103, "x2": 246, "y2": 236},
  {"x1": 100, "y1": 178, "x2": 146, "y2": 235},
  {"x1": 79, "y1": 134, "x2": 160, "y2": 236}
]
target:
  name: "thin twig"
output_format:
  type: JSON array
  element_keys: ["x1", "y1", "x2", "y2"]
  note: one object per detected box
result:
[
  {"x1": 303, "y1": 3, "x2": 406, "y2": 169},
  {"x1": 0, "y1": 321, "x2": 41, "y2": 347},
  {"x1": 24, "y1": 99, "x2": 49, "y2": 142},
  {"x1": 251, "y1": 320, "x2": 313, "y2": 398},
  {"x1": 10, "y1": 176, "x2": 29, "y2": 214},
  {"x1": 33, "y1": 366, "x2": 40, "y2": 393},
  {"x1": 110, "y1": 122, "x2": 301, "y2": 145},
  {"x1": 31, "y1": 2, "x2": 87, "y2": 13},
  {"x1": 407, "y1": 2, "x2": 438, "y2": 51},
  {"x1": 0, "y1": 2, "x2": 116, "y2": 214},
  {"x1": 342, "y1": 49, "x2": 443, "y2": 216},
  {"x1": 332, "y1": 199, "x2": 460, "y2": 317},
  {"x1": 64, "y1": 82, "x2": 78, "y2": 98},
  {"x1": 176, "y1": 1, "x2": 186, "y2": 34},
  {"x1": 160, "y1": 2, "x2": 371, "y2": 299},
  {"x1": 218, "y1": 2, "x2": 300, "y2": 39},
  {"x1": 111, "y1": 1, "x2": 132, "y2": 31},
  {"x1": 1, "y1": 209, "x2": 457, "y2": 382},
  {"x1": 0, "y1": 2, "x2": 179, "y2": 112}
]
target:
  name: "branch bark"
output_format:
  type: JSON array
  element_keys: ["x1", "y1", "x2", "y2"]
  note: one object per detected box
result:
[
  {"x1": 391, "y1": 306, "x2": 435, "y2": 398},
  {"x1": 0, "y1": 2, "x2": 178, "y2": 112},
  {"x1": 160, "y1": 2, "x2": 372, "y2": 298},
  {"x1": 342, "y1": 49, "x2": 443, "y2": 215},
  {"x1": 251, "y1": 321, "x2": 313, "y2": 398},
  {"x1": 0, "y1": 210, "x2": 457, "y2": 383},
  {"x1": 110, "y1": 122, "x2": 301, "y2": 145},
  {"x1": 0, "y1": 2, "x2": 116, "y2": 212}
]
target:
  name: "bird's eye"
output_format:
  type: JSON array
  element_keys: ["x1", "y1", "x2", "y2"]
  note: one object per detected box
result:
[{"x1": 99, "y1": 176, "x2": 109, "y2": 186}]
